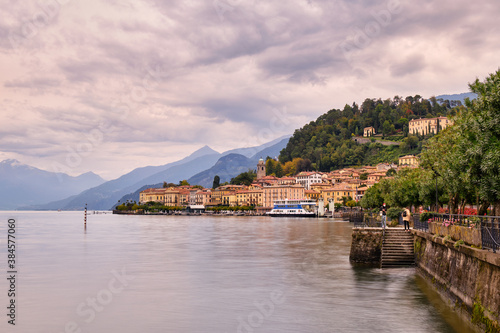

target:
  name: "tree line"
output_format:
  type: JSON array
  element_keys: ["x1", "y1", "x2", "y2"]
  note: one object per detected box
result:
[
  {"x1": 279, "y1": 94, "x2": 463, "y2": 172},
  {"x1": 361, "y1": 70, "x2": 500, "y2": 216}
]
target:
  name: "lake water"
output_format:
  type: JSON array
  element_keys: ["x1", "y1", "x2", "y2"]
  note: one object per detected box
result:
[{"x1": 0, "y1": 211, "x2": 475, "y2": 333}]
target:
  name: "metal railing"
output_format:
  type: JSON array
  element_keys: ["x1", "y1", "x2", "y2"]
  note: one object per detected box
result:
[
  {"x1": 351, "y1": 212, "x2": 382, "y2": 228},
  {"x1": 413, "y1": 214, "x2": 427, "y2": 231},
  {"x1": 481, "y1": 219, "x2": 499, "y2": 253},
  {"x1": 416, "y1": 213, "x2": 499, "y2": 253}
]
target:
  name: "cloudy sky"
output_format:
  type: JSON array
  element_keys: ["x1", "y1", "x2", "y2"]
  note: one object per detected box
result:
[{"x1": 1, "y1": 0, "x2": 499, "y2": 180}]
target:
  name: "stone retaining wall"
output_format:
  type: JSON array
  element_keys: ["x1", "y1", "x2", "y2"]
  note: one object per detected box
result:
[
  {"x1": 414, "y1": 230, "x2": 500, "y2": 332},
  {"x1": 349, "y1": 228, "x2": 383, "y2": 265}
]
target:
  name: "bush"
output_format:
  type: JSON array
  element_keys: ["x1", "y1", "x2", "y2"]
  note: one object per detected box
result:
[
  {"x1": 387, "y1": 207, "x2": 403, "y2": 220},
  {"x1": 420, "y1": 211, "x2": 440, "y2": 222}
]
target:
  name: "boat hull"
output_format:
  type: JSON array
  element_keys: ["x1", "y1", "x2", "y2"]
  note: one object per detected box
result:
[{"x1": 267, "y1": 213, "x2": 316, "y2": 218}]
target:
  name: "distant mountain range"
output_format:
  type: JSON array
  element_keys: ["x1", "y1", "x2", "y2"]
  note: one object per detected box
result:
[
  {"x1": 17, "y1": 135, "x2": 290, "y2": 211},
  {"x1": 435, "y1": 92, "x2": 477, "y2": 106},
  {"x1": 0, "y1": 159, "x2": 105, "y2": 210},
  {"x1": 112, "y1": 138, "x2": 289, "y2": 208}
]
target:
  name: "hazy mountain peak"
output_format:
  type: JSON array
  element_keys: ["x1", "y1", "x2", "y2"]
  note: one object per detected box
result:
[
  {"x1": 0, "y1": 159, "x2": 35, "y2": 170},
  {"x1": 189, "y1": 145, "x2": 219, "y2": 158},
  {"x1": 1, "y1": 159, "x2": 22, "y2": 166}
]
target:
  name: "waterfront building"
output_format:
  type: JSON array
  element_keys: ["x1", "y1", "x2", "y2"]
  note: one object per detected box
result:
[
  {"x1": 139, "y1": 188, "x2": 166, "y2": 204},
  {"x1": 211, "y1": 185, "x2": 246, "y2": 206},
  {"x1": 262, "y1": 184, "x2": 305, "y2": 208},
  {"x1": 305, "y1": 189, "x2": 320, "y2": 201},
  {"x1": 236, "y1": 189, "x2": 263, "y2": 207},
  {"x1": 164, "y1": 188, "x2": 180, "y2": 206},
  {"x1": 329, "y1": 184, "x2": 356, "y2": 204},
  {"x1": 195, "y1": 190, "x2": 212, "y2": 206}
]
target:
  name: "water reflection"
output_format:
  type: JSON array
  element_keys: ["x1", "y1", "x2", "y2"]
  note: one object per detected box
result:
[{"x1": 0, "y1": 212, "x2": 474, "y2": 332}]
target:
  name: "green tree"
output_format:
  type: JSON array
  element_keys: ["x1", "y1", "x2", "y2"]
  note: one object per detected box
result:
[
  {"x1": 382, "y1": 120, "x2": 392, "y2": 138},
  {"x1": 265, "y1": 158, "x2": 275, "y2": 176},
  {"x1": 360, "y1": 183, "x2": 384, "y2": 209},
  {"x1": 212, "y1": 175, "x2": 220, "y2": 189},
  {"x1": 386, "y1": 168, "x2": 396, "y2": 177},
  {"x1": 460, "y1": 70, "x2": 500, "y2": 215},
  {"x1": 179, "y1": 180, "x2": 190, "y2": 186},
  {"x1": 231, "y1": 170, "x2": 257, "y2": 186},
  {"x1": 346, "y1": 200, "x2": 357, "y2": 210},
  {"x1": 274, "y1": 163, "x2": 284, "y2": 177},
  {"x1": 379, "y1": 168, "x2": 422, "y2": 211}
]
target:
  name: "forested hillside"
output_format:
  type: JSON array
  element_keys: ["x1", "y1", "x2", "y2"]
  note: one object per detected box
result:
[{"x1": 279, "y1": 95, "x2": 464, "y2": 171}]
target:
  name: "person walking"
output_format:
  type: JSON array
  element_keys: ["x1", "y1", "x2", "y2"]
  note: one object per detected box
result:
[
  {"x1": 403, "y1": 207, "x2": 411, "y2": 231},
  {"x1": 381, "y1": 203, "x2": 387, "y2": 229}
]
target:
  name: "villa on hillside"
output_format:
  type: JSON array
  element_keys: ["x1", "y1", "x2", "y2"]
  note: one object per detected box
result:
[
  {"x1": 409, "y1": 117, "x2": 453, "y2": 135},
  {"x1": 363, "y1": 126, "x2": 375, "y2": 137},
  {"x1": 399, "y1": 155, "x2": 420, "y2": 167}
]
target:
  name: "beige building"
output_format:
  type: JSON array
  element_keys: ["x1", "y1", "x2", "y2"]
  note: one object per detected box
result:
[
  {"x1": 399, "y1": 155, "x2": 419, "y2": 167},
  {"x1": 262, "y1": 184, "x2": 305, "y2": 208},
  {"x1": 139, "y1": 188, "x2": 166, "y2": 203},
  {"x1": 164, "y1": 188, "x2": 180, "y2": 206},
  {"x1": 236, "y1": 190, "x2": 263, "y2": 207},
  {"x1": 211, "y1": 185, "x2": 246, "y2": 206},
  {"x1": 363, "y1": 126, "x2": 375, "y2": 137},
  {"x1": 409, "y1": 117, "x2": 453, "y2": 135}
]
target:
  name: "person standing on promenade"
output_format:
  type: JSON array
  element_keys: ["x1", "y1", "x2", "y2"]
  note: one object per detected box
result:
[
  {"x1": 381, "y1": 203, "x2": 387, "y2": 229},
  {"x1": 402, "y1": 207, "x2": 411, "y2": 231}
]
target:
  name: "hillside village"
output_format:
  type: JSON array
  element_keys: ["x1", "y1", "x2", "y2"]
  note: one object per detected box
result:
[
  {"x1": 123, "y1": 108, "x2": 456, "y2": 214},
  {"x1": 135, "y1": 154, "x2": 420, "y2": 213}
]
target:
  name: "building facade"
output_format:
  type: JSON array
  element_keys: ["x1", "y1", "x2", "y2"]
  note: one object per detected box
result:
[
  {"x1": 363, "y1": 126, "x2": 375, "y2": 137},
  {"x1": 409, "y1": 117, "x2": 453, "y2": 135},
  {"x1": 296, "y1": 172, "x2": 323, "y2": 190}
]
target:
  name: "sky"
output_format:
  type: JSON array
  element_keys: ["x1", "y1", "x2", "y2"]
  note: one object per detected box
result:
[{"x1": 1, "y1": 0, "x2": 499, "y2": 180}]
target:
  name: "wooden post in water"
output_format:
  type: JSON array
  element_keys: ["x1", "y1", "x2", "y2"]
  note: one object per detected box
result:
[{"x1": 84, "y1": 203, "x2": 87, "y2": 229}]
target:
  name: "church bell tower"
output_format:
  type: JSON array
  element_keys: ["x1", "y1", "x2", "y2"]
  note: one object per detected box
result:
[{"x1": 257, "y1": 158, "x2": 266, "y2": 179}]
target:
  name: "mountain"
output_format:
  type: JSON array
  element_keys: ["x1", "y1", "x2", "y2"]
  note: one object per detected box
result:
[
  {"x1": 187, "y1": 137, "x2": 291, "y2": 188},
  {"x1": 25, "y1": 137, "x2": 290, "y2": 210},
  {"x1": 435, "y1": 92, "x2": 477, "y2": 106},
  {"x1": 187, "y1": 153, "x2": 253, "y2": 188},
  {"x1": 222, "y1": 135, "x2": 291, "y2": 157},
  {"x1": 0, "y1": 159, "x2": 105, "y2": 210},
  {"x1": 22, "y1": 146, "x2": 221, "y2": 211},
  {"x1": 113, "y1": 137, "x2": 291, "y2": 204}
]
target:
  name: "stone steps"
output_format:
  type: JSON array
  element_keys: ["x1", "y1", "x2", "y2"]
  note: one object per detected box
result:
[{"x1": 381, "y1": 229, "x2": 415, "y2": 268}]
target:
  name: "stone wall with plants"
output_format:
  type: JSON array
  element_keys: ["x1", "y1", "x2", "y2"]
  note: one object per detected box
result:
[{"x1": 428, "y1": 221, "x2": 482, "y2": 248}]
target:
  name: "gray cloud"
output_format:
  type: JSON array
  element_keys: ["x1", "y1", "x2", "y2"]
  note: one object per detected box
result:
[
  {"x1": 390, "y1": 54, "x2": 426, "y2": 77},
  {"x1": 1, "y1": 0, "x2": 499, "y2": 178}
]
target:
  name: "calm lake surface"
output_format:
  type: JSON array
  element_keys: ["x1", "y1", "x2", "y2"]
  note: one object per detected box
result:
[{"x1": 0, "y1": 211, "x2": 475, "y2": 333}]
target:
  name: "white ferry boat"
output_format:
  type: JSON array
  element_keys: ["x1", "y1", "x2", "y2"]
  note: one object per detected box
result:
[{"x1": 266, "y1": 199, "x2": 317, "y2": 217}]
